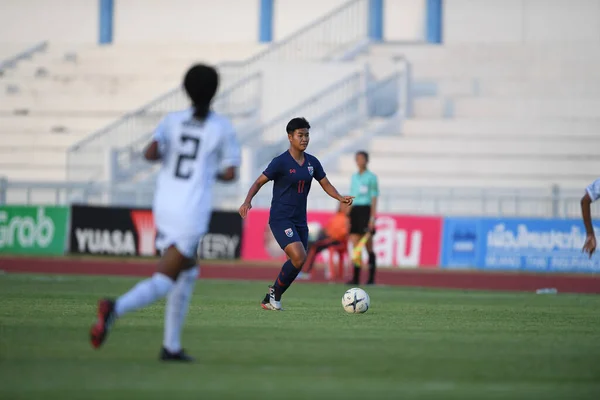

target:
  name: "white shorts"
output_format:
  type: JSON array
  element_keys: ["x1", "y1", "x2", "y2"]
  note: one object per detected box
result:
[
  {"x1": 155, "y1": 228, "x2": 206, "y2": 259},
  {"x1": 152, "y1": 207, "x2": 210, "y2": 259}
]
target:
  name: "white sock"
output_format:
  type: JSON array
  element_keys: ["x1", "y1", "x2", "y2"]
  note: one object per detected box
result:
[
  {"x1": 115, "y1": 273, "x2": 174, "y2": 317},
  {"x1": 163, "y1": 266, "x2": 199, "y2": 353}
]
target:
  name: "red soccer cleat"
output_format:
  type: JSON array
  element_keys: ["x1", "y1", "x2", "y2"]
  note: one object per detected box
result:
[{"x1": 90, "y1": 298, "x2": 116, "y2": 349}]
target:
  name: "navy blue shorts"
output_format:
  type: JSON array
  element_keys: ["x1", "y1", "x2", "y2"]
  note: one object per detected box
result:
[{"x1": 269, "y1": 221, "x2": 309, "y2": 251}]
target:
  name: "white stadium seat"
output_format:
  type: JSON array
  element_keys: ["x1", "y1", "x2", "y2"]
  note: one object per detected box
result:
[
  {"x1": 335, "y1": 43, "x2": 600, "y2": 199},
  {"x1": 0, "y1": 42, "x2": 264, "y2": 181}
]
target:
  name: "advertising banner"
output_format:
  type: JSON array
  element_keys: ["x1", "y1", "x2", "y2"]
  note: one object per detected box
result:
[
  {"x1": 70, "y1": 205, "x2": 242, "y2": 259},
  {"x1": 198, "y1": 211, "x2": 243, "y2": 260},
  {"x1": 441, "y1": 217, "x2": 600, "y2": 273},
  {"x1": 241, "y1": 209, "x2": 443, "y2": 268},
  {"x1": 0, "y1": 205, "x2": 69, "y2": 256},
  {"x1": 70, "y1": 205, "x2": 142, "y2": 256}
]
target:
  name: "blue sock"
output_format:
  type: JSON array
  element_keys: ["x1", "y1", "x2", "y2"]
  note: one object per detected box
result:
[{"x1": 273, "y1": 260, "x2": 301, "y2": 301}]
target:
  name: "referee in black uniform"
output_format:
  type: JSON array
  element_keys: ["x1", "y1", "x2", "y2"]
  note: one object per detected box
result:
[{"x1": 348, "y1": 151, "x2": 379, "y2": 285}]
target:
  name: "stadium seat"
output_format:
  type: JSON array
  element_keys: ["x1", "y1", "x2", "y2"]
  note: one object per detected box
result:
[
  {"x1": 334, "y1": 42, "x2": 600, "y2": 202},
  {"x1": 0, "y1": 42, "x2": 265, "y2": 181}
]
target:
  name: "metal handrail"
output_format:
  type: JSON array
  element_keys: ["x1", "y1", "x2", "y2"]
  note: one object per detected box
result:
[
  {"x1": 319, "y1": 60, "x2": 412, "y2": 169},
  {"x1": 117, "y1": 68, "x2": 394, "y2": 186},
  {"x1": 219, "y1": 0, "x2": 367, "y2": 67},
  {"x1": 1, "y1": 178, "x2": 598, "y2": 218},
  {"x1": 68, "y1": 72, "x2": 262, "y2": 152},
  {"x1": 0, "y1": 179, "x2": 587, "y2": 197},
  {"x1": 253, "y1": 72, "x2": 401, "y2": 171},
  {"x1": 118, "y1": 71, "x2": 364, "y2": 185},
  {"x1": 246, "y1": 72, "x2": 362, "y2": 137},
  {"x1": 117, "y1": 71, "x2": 263, "y2": 151},
  {"x1": 65, "y1": 72, "x2": 263, "y2": 182},
  {"x1": 66, "y1": 0, "x2": 369, "y2": 179},
  {"x1": 0, "y1": 41, "x2": 48, "y2": 70}
]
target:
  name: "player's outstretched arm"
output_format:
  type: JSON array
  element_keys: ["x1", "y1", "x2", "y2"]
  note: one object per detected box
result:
[
  {"x1": 318, "y1": 177, "x2": 354, "y2": 206},
  {"x1": 581, "y1": 192, "x2": 596, "y2": 257},
  {"x1": 581, "y1": 178, "x2": 600, "y2": 258},
  {"x1": 217, "y1": 124, "x2": 242, "y2": 182},
  {"x1": 144, "y1": 141, "x2": 161, "y2": 161},
  {"x1": 239, "y1": 174, "x2": 269, "y2": 218},
  {"x1": 217, "y1": 167, "x2": 237, "y2": 182},
  {"x1": 145, "y1": 115, "x2": 169, "y2": 161}
]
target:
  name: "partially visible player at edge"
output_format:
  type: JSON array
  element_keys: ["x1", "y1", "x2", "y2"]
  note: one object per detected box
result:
[
  {"x1": 581, "y1": 177, "x2": 600, "y2": 258},
  {"x1": 348, "y1": 150, "x2": 379, "y2": 285},
  {"x1": 239, "y1": 117, "x2": 353, "y2": 310},
  {"x1": 89, "y1": 64, "x2": 241, "y2": 361}
]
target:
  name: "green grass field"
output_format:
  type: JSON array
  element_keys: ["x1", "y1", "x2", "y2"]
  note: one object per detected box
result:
[{"x1": 1, "y1": 273, "x2": 599, "y2": 400}]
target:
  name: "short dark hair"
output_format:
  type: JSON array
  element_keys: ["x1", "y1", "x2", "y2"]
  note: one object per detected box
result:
[
  {"x1": 356, "y1": 150, "x2": 369, "y2": 162},
  {"x1": 286, "y1": 117, "x2": 311, "y2": 134},
  {"x1": 183, "y1": 64, "x2": 219, "y2": 120}
]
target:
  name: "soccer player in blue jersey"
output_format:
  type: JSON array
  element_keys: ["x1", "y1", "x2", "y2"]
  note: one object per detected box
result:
[{"x1": 239, "y1": 117, "x2": 354, "y2": 310}]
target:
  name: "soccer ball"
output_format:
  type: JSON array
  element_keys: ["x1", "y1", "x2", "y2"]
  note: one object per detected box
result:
[{"x1": 342, "y1": 288, "x2": 370, "y2": 314}]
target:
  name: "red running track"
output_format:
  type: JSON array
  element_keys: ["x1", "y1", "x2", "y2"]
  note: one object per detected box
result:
[{"x1": 1, "y1": 256, "x2": 599, "y2": 294}]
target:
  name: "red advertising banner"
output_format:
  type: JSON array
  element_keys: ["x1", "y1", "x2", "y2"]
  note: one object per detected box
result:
[{"x1": 241, "y1": 209, "x2": 443, "y2": 268}]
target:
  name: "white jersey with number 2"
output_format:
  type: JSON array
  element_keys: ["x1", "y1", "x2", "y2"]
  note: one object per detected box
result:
[{"x1": 151, "y1": 109, "x2": 241, "y2": 256}]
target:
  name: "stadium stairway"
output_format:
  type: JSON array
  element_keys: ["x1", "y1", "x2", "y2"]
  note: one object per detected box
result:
[
  {"x1": 61, "y1": 0, "x2": 374, "y2": 185},
  {"x1": 326, "y1": 43, "x2": 600, "y2": 196}
]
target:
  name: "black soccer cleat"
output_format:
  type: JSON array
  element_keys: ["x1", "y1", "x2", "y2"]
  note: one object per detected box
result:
[
  {"x1": 261, "y1": 285, "x2": 283, "y2": 311},
  {"x1": 261, "y1": 287, "x2": 271, "y2": 306},
  {"x1": 160, "y1": 347, "x2": 195, "y2": 362},
  {"x1": 90, "y1": 298, "x2": 116, "y2": 349}
]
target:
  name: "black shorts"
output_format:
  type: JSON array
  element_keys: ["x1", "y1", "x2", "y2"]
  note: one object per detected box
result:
[{"x1": 349, "y1": 205, "x2": 372, "y2": 235}]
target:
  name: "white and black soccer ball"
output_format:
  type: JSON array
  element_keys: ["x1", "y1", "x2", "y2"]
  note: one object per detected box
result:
[{"x1": 342, "y1": 287, "x2": 370, "y2": 314}]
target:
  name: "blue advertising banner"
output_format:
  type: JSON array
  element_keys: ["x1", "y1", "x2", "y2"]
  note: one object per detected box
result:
[
  {"x1": 441, "y1": 217, "x2": 481, "y2": 269},
  {"x1": 441, "y1": 217, "x2": 600, "y2": 273}
]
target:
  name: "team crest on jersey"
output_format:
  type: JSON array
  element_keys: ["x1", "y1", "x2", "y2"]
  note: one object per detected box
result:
[
  {"x1": 284, "y1": 228, "x2": 294, "y2": 237},
  {"x1": 308, "y1": 166, "x2": 314, "y2": 176}
]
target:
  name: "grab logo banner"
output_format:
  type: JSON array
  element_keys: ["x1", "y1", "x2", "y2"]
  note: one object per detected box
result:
[
  {"x1": 241, "y1": 209, "x2": 442, "y2": 268},
  {"x1": 0, "y1": 206, "x2": 69, "y2": 256}
]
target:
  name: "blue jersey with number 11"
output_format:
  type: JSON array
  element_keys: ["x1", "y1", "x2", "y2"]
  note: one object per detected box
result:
[{"x1": 262, "y1": 151, "x2": 326, "y2": 225}]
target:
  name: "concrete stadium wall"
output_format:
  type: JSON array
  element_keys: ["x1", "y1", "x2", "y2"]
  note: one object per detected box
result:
[
  {"x1": 0, "y1": 0, "x2": 97, "y2": 43},
  {"x1": 384, "y1": 0, "x2": 426, "y2": 42},
  {"x1": 444, "y1": 0, "x2": 600, "y2": 43},
  {"x1": 274, "y1": 0, "x2": 426, "y2": 41},
  {"x1": 1, "y1": 0, "x2": 426, "y2": 44},
  {"x1": 273, "y1": 0, "x2": 348, "y2": 40},
  {"x1": 0, "y1": 0, "x2": 259, "y2": 44},
  {"x1": 113, "y1": 0, "x2": 259, "y2": 44}
]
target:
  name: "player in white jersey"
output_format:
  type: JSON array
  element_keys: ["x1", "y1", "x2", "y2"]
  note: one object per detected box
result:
[
  {"x1": 89, "y1": 64, "x2": 241, "y2": 362},
  {"x1": 152, "y1": 109, "x2": 239, "y2": 242},
  {"x1": 581, "y1": 178, "x2": 600, "y2": 258}
]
